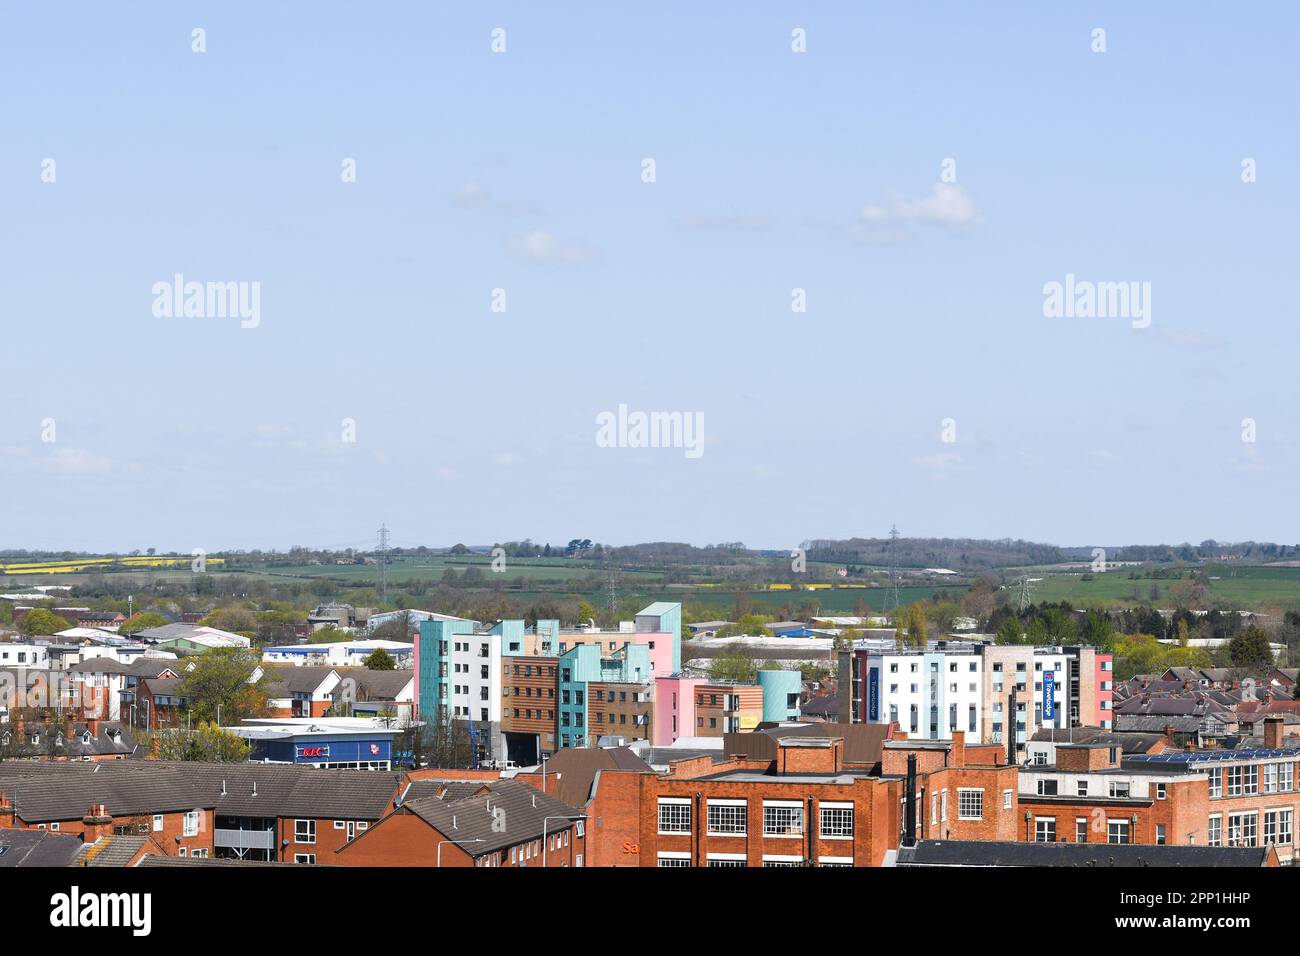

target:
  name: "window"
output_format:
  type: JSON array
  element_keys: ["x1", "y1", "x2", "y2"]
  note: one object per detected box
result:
[
  {"x1": 295, "y1": 853, "x2": 316, "y2": 864},
  {"x1": 1155, "y1": 824, "x2": 1166, "y2": 845},
  {"x1": 295, "y1": 819, "x2": 316, "y2": 844},
  {"x1": 183, "y1": 811, "x2": 200, "y2": 837},
  {"x1": 1227, "y1": 812, "x2": 1257, "y2": 848},
  {"x1": 1034, "y1": 818, "x2": 1056, "y2": 843},
  {"x1": 1208, "y1": 767, "x2": 1222, "y2": 798},
  {"x1": 1107, "y1": 820, "x2": 1131, "y2": 845},
  {"x1": 820, "y1": 804, "x2": 854, "y2": 839},
  {"x1": 1003, "y1": 789, "x2": 1013, "y2": 809},
  {"x1": 707, "y1": 856, "x2": 747, "y2": 867},
  {"x1": 333, "y1": 820, "x2": 346, "y2": 829},
  {"x1": 1036, "y1": 779, "x2": 1058, "y2": 796},
  {"x1": 1075, "y1": 817, "x2": 1088, "y2": 843},
  {"x1": 1154, "y1": 783, "x2": 1166, "y2": 800},
  {"x1": 1264, "y1": 809, "x2": 1293, "y2": 846},
  {"x1": 1076, "y1": 780, "x2": 1088, "y2": 797},
  {"x1": 152, "y1": 814, "x2": 163, "y2": 832},
  {"x1": 763, "y1": 803, "x2": 804, "y2": 837},
  {"x1": 1208, "y1": 815, "x2": 1222, "y2": 847},
  {"x1": 707, "y1": 801, "x2": 746, "y2": 835},
  {"x1": 1263, "y1": 763, "x2": 1279, "y2": 794},
  {"x1": 1107, "y1": 780, "x2": 1130, "y2": 799},
  {"x1": 657, "y1": 799, "x2": 691, "y2": 834},
  {"x1": 1226, "y1": 764, "x2": 1258, "y2": 797},
  {"x1": 657, "y1": 853, "x2": 691, "y2": 867},
  {"x1": 957, "y1": 789, "x2": 983, "y2": 820},
  {"x1": 940, "y1": 789, "x2": 948, "y2": 822}
]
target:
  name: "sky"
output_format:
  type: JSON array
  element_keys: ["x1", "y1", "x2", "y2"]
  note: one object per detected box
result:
[{"x1": 1, "y1": 2, "x2": 1297, "y2": 553}]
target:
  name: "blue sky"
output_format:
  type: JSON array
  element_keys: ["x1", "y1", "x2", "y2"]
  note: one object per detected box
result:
[{"x1": 1, "y1": 2, "x2": 1297, "y2": 553}]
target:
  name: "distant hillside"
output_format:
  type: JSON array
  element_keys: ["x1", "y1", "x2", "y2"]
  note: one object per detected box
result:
[{"x1": 805, "y1": 538, "x2": 1064, "y2": 571}]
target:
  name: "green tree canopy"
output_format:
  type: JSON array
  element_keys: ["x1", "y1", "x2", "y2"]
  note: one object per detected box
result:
[
  {"x1": 710, "y1": 648, "x2": 757, "y2": 683},
  {"x1": 178, "y1": 648, "x2": 269, "y2": 724},
  {"x1": 150, "y1": 722, "x2": 250, "y2": 762},
  {"x1": 363, "y1": 648, "x2": 396, "y2": 670},
  {"x1": 19, "y1": 608, "x2": 73, "y2": 636},
  {"x1": 1228, "y1": 628, "x2": 1273, "y2": 672},
  {"x1": 120, "y1": 611, "x2": 170, "y2": 635}
]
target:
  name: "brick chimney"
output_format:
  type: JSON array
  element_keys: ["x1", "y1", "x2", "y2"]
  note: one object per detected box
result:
[
  {"x1": 949, "y1": 730, "x2": 966, "y2": 768},
  {"x1": 82, "y1": 804, "x2": 114, "y2": 843},
  {"x1": 0, "y1": 790, "x2": 14, "y2": 828},
  {"x1": 1264, "y1": 715, "x2": 1284, "y2": 750}
]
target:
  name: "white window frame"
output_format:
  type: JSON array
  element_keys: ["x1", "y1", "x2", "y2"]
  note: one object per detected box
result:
[
  {"x1": 762, "y1": 800, "x2": 804, "y2": 838},
  {"x1": 819, "y1": 802, "x2": 854, "y2": 840},
  {"x1": 706, "y1": 799, "x2": 747, "y2": 836},
  {"x1": 657, "y1": 797, "x2": 692, "y2": 835},
  {"x1": 957, "y1": 788, "x2": 983, "y2": 821}
]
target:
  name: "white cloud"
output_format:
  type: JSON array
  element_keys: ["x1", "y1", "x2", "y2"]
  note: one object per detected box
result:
[
  {"x1": 844, "y1": 184, "x2": 981, "y2": 244},
  {"x1": 892, "y1": 183, "x2": 980, "y2": 227},
  {"x1": 507, "y1": 231, "x2": 591, "y2": 265}
]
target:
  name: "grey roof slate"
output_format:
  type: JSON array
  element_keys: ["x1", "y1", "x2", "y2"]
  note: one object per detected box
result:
[
  {"x1": 0, "y1": 828, "x2": 84, "y2": 867},
  {"x1": 400, "y1": 779, "x2": 583, "y2": 856}
]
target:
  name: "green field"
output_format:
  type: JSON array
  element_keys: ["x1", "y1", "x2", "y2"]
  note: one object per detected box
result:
[{"x1": 1013, "y1": 564, "x2": 1300, "y2": 610}]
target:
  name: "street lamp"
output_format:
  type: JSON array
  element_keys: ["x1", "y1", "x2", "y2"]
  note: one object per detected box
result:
[{"x1": 437, "y1": 838, "x2": 484, "y2": 867}]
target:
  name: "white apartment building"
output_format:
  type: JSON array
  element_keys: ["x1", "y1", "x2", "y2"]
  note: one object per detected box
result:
[
  {"x1": 862, "y1": 644, "x2": 984, "y2": 741},
  {"x1": 855, "y1": 640, "x2": 1101, "y2": 751}
]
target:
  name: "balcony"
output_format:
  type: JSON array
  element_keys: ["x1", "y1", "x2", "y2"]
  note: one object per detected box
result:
[{"x1": 215, "y1": 827, "x2": 276, "y2": 851}]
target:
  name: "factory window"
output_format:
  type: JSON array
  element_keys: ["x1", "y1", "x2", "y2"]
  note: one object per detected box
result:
[
  {"x1": 1208, "y1": 767, "x2": 1222, "y2": 798},
  {"x1": 658, "y1": 799, "x2": 692, "y2": 834},
  {"x1": 1264, "y1": 809, "x2": 1292, "y2": 846},
  {"x1": 819, "y1": 805, "x2": 853, "y2": 839},
  {"x1": 707, "y1": 801, "x2": 747, "y2": 835},
  {"x1": 763, "y1": 803, "x2": 804, "y2": 837},
  {"x1": 957, "y1": 789, "x2": 982, "y2": 820},
  {"x1": 1228, "y1": 812, "x2": 1257, "y2": 848},
  {"x1": 657, "y1": 853, "x2": 691, "y2": 867}
]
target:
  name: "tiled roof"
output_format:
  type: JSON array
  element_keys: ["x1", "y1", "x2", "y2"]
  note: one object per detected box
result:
[
  {"x1": 0, "y1": 760, "x2": 402, "y2": 822},
  {"x1": 400, "y1": 780, "x2": 584, "y2": 856},
  {"x1": 0, "y1": 828, "x2": 84, "y2": 867}
]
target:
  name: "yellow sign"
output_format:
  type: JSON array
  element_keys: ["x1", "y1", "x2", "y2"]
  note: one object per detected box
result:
[{"x1": 739, "y1": 716, "x2": 759, "y2": 730}]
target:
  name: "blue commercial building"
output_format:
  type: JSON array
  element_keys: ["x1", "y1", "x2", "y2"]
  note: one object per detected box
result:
[{"x1": 757, "y1": 668, "x2": 803, "y2": 723}]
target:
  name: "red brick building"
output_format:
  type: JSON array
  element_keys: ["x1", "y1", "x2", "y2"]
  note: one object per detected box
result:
[{"x1": 335, "y1": 779, "x2": 586, "y2": 867}]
